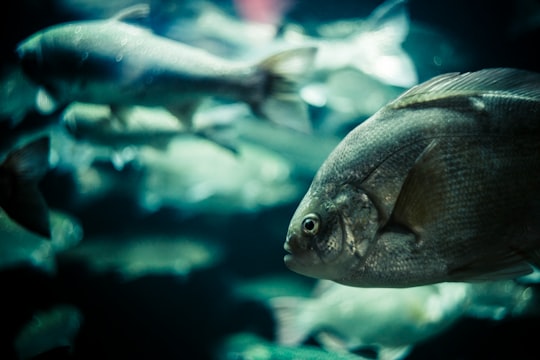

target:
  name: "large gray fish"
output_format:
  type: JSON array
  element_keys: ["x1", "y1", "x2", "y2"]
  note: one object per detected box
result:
[
  {"x1": 16, "y1": 4, "x2": 316, "y2": 133},
  {"x1": 284, "y1": 67, "x2": 540, "y2": 287},
  {"x1": 0, "y1": 137, "x2": 51, "y2": 238}
]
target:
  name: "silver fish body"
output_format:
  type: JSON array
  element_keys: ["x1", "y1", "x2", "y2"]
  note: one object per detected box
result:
[
  {"x1": 18, "y1": 18, "x2": 252, "y2": 105},
  {"x1": 269, "y1": 279, "x2": 537, "y2": 359},
  {"x1": 16, "y1": 5, "x2": 315, "y2": 133},
  {"x1": 285, "y1": 67, "x2": 540, "y2": 287}
]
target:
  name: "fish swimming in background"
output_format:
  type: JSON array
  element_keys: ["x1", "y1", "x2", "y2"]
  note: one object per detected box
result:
[
  {"x1": 284, "y1": 67, "x2": 540, "y2": 287},
  {"x1": 132, "y1": 135, "x2": 301, "y2": 215},
  {"x1": 0, "y1": 137, "x2": 51, "y2": 238},
  {"x1": 283, "y1": 0, "x2": 417, "y2": 89},
  {"x1": 62, "y1": 102, "x2": 239, "y2": 154},
  {"x1": 14, "y1": 305, "x2": 83, "y2": 360},
  {"x1": 269, "y1": 279, "x2": 538, "y2": 360},
  {"x1": 16, "y1": 4, "x2": 316, "y2": 133},
  {"x1": 58, "y1": 233, "x2": 223, "y2": 281}
]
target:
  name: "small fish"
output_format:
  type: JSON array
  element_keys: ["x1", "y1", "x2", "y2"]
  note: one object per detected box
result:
[
  {"x1": 284, "y1": 68, "x2": 540, "y2": 287},
  {"x1": 14, "y1": 305, "x2": 83, "y2": 360},
  {"x1": 16, "y1": 4, "x2": 316, "y2": 133},
  {"x1": 0, "y1": 136, "x2": 51, "y2": 238}
]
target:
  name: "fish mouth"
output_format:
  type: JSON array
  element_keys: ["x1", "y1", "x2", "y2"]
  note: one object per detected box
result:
[
  {"x1": 283, "y1": 241, "x2": 296, "y2": 266},
  {"x1": 283, "y1": 240, "x2": 294, "y2": 262},
  {"x1": 283, "y1": 233, "x2": 320, "y2": 273},
  {"x1": 283, "y1": 240, "x2": 292, "y2": 254},
  {"x1": 283, "y1": 232, "x2": 303, "y2": 261}
]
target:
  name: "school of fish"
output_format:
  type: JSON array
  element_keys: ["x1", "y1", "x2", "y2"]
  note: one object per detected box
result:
[{"x1": 2, "y1": 0, "x2": 540, "y2": 359}]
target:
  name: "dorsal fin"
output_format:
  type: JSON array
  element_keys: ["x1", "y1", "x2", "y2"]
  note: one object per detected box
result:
[
  {"x1": 390, "y1": 68, "x2": 540, "y2": 110},
  {"x1": 110, "y1": 4, "x2": 150, "y2": 22}
]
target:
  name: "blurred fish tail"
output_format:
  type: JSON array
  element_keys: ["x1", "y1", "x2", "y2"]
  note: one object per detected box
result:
[
  {"x1": 252, "y1": 47, "x2": 317, "y2": 133},
  {"x1": 352, "y1": 0, "x2": 417, "y2": 87},
  {"x1": 268, "y1": 296, "x2": 313, "y2": 346},
  {"x1": 0, "y1": 137, "x2": 51, "y2": 238}
]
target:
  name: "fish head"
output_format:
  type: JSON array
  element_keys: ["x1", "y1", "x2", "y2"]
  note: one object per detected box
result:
[
  {"x1": 284, "y1": 184, "x2": 379, "y2": 282},
  {"x1": 17, "y1": 25, "x2": 86, "y2": 80},
  {"x1": 16, "y1": 24, "x2": 116, "y2": 107}
]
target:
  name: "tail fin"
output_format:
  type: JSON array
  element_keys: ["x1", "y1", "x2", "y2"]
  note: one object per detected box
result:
[
  {"x1": 253, "y1": 47, "x2": 317, "y2": 133},
  {"x1": 351, "y1": 0, "x2": 418, "y2": 88},
  {"x1": 268, "y1": 296, "x2": 314, "y2": 346},
  {"x1": 0, "y1": 137, "x2": 51, "y2": 238}
]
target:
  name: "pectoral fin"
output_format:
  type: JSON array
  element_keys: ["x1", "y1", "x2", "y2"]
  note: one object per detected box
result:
[
  {"x1": 166, "y1": 100, "x2": 202, "y2": 130},
  {"x1": 36, "y1": 88, "x2": 59, "y2": 115},
  {"x1": 391, "y1": 137, "x2": 539, "y2": 282},
  {"x1": 193, "y1": 123, "x2": 239, "y2": 155},
  {"x1": 110, "y1": 105, "x2": 133, "y2": 127},
  {"x1": 390, "y1": 139, "x2": 442, "y2": 234},
  {"x1": 377, "y1": 346, "x2": 413, "y2": 360},
  {"x1": 314, "y1": 331, "x2": 349, "y2": 352}
]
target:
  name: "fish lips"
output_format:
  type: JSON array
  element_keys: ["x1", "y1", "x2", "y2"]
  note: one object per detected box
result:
[{"x1": 283, "y1": 232, "x2": 325, "y2": 278}]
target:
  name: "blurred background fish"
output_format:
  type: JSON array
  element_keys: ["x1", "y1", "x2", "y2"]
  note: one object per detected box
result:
[
  {"x1": 268, "y1": 279, "x2": 539, "y2": 360},
  {"x1": 14, "y1": 305, "x2": 83, "y2": 360},
  {"x1": 2, "y1": 0, "x2": 540, "y2": 359},
  {"x1": 62, "y1": 101, "x2": 239, "y2": 155},
  {"x1": 16, "y1": 4, "x2": 316, "y2": 134},
  {"x1": 58, "y1": 233, "x2": 223, "y2": 281}
]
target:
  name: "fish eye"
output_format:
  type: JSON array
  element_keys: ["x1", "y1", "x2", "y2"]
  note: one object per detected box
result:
[{"x1": 301, "y1": 213, "x2": 320, "y2": 236}]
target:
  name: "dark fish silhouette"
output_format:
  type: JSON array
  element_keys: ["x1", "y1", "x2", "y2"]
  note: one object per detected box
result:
[{"x1": 0, "y1": 137, "x2": 51, "y2": 238}]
